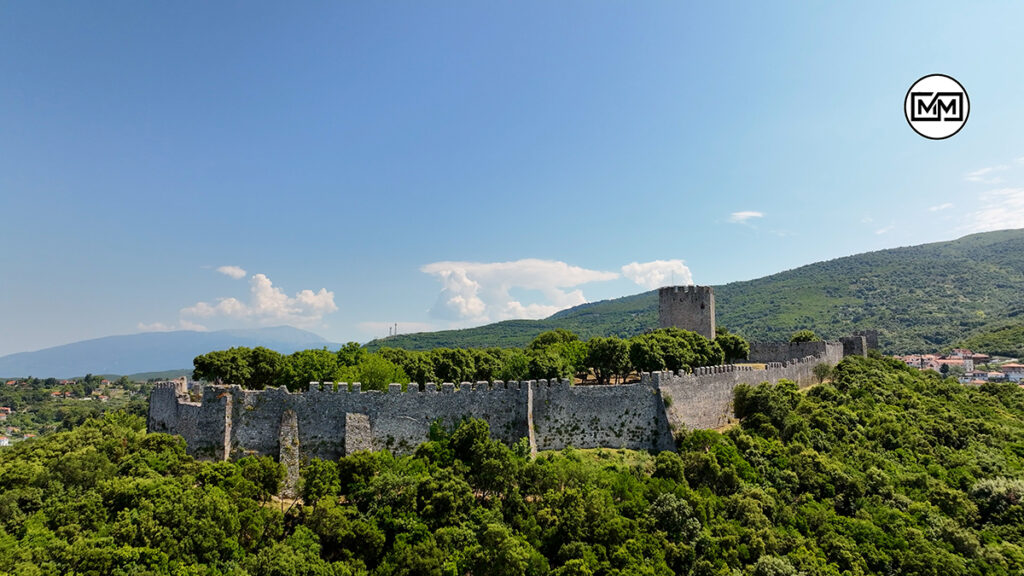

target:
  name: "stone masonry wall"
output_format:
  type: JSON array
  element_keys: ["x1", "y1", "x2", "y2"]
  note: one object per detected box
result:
[
  {"x1": 531, "y1": 377, "x2": 674, "y2": 452},
  {"x1": 149, "y1": 341, "x2": 848, "y2": 464},
  {"x1": 657, "y1": 342, "x2": 843, "y2": 432},
  {"x1": 748, "y1": 341, "x2": 841, "y2": 363},
  {"x1": 658, "y1": 285, "x2": 716, "y2": 340}
]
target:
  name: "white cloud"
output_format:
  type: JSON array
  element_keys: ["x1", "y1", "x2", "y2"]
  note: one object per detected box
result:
[
  {"x1": 421, "y1": 259, "x2": 618, "y2": 323},
  {"x1": 965, "y1": 165, "x2": 1008, "y2": 184},
  {"x1": 137, "y1": 320, "x2": 208, "y2": 332},
  {"x1": 621, "y1": 260, "x2": 693, "y2": 290},
  {"x1": 959, "y1": 188, "x2": 1024, "y2": 233},
  {"x1": 928, "y1": 202, "x2": 954, "y2": 212},
  {"x1": 179, "y1": 319, "x2": 208, "y2": 331},
  {"x1": 137, "y1": 321, "x2": 173, "y2": 332},
  {"x1": 729, "y1": 211, "x2": 764, "y2": 224},
  {"x1": 181, "y1": 273, "x2": 337, "y2": 327},
  {"x1": 216, "y1": 265, "x2": 248, "y2": 279},
  {"x1": 875, "y1": 224, "x2": 895, "y2": 235}
]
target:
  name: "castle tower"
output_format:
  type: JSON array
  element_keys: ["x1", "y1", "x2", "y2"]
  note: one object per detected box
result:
[{"x1": 658, "y1": 285, "x2": 716, "y2": 340}]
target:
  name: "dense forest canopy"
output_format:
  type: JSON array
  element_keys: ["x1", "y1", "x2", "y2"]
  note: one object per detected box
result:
[{"x1": 3, "y1": 355, "x2": 1024, "y2": 574}]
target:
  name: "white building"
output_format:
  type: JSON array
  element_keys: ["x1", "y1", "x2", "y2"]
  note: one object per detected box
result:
[{"x1": 1001, "y1": 363, "x2": 1024, "y2": 383}]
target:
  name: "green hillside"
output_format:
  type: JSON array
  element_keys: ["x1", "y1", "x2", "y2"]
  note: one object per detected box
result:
[
  {"x1": 367, "y1": 229, "x2": 1024, "y2": 354},
  {"x1": 955, "y1": 324, "x2": 1024, "y2": 359},
  {"x1": 4, "y1": 356, "x2": 1024, "y2": 574}
]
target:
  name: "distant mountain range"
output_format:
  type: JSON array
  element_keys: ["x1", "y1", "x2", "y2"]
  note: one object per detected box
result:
[
  {"x1": 367, "y1": 229, "x2": 1024, "y2": 354},
  {"x1": 0, "y1": 326, "x2": 336, "y2": 379}
]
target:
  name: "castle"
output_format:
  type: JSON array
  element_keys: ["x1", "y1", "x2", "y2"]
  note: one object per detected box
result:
[{"x1": 148, "y1": 286, "x2": 868, "y2": 492}]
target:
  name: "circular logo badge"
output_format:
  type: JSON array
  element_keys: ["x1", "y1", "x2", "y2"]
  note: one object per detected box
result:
[{"x1": 904, "y1": 74, "x2": 969, "y2": 140}]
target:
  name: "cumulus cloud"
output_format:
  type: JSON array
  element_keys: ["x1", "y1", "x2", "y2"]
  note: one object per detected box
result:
[
  {"x1": 216, "y1": 265, "x2": 248, "y2": 279},
  {"x1": 965, "y1": 165, "x2": 1008, "y2": 184},
  {"x1": 137, "y1": 320, "x2": 208, "y2": 332},
  {"x1": 421, "y1": 259, "x2": 618, "y2": 323},
  {"x1": 181, "y1": 273, "x2": 337, "y2": 327},
  {"x1": 137, "y1": 321, "x2": 173, "y2": 332},
  {"x1": 621, "y1": 260, "x2": 693, "y2": 290},
  {"x1": 729, "y1": 211, "x2": 764, "y2": 224},
  {"x1": 928, "y1": 202, "x2": 954, "y2": 212},
  {"x1": 959, "y1": 188, "x2": 1024, "y2": 233},
  {"x1": 179, "y1": 319, "x2": 208, "y2": 331}
]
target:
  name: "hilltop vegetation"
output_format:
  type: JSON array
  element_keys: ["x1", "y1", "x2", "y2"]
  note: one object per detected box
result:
[
  {"x1": 3, "y1": 356, "x2": 1024, "y2": 574},
  {"x1": 368, "y1": 229, "x2": 1024, "y2": 354},
  {"x1": 954, "y1": 324, "x2": 1024, "y2": 359},
  {"x1": 192, "y1": 328, "x2": 741, "y2": 390}
]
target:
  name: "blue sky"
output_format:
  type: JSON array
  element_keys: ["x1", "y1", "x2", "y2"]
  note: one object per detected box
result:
[{"x1": 2, "y1": 2, "x2": 1024, "y2": 356}]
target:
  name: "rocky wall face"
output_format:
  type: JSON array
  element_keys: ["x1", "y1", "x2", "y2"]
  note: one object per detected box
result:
[
  {"x1": 147, "y1": 385, "x2": 180, "y2": 434},
  {"x1": 531, "y1": 379, "x2": 673, "y2": 452},
  {"x1": 748, "y1": 341, "x2": 831, "y2": 363}
]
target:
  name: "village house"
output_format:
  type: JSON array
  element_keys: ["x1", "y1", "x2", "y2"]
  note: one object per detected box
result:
[{"x1": 1001, "y1": 363, "x2": 1024, "y2": 383}]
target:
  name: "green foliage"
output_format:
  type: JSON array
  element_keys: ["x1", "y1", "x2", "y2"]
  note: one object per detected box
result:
[
  {"x1": 343, "y1": 353, "x2": 409, "y2": 392},
  {"x1": 956, "y1": 323, "x2": 1024, "y2": 358},
  {"x1": 812, "y1": 362, "x2": 832, "y2": 383},
  {"x1": 280, "y1": 348, "x2": 341, "y2": 391},
  {"x1": 6, "y1": 363, "x2": 1024, "y2": 576},
  {"x1": 192, "y1": 326, "x2": 733, "y2": 391},
  {"x1": 788, "y1": 329, "x2": 820, "y2": 343},
  {"x1": 193, "y1": 347, "x2": 254, "y2": 385},
  {"x1": 585, "y1": 337, "x2": 629, "y2": 385},
  {"x1": 715, "y1": 327, "x2": 750, "y2": 363}
]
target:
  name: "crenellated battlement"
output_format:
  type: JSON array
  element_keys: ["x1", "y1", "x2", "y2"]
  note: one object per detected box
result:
[
  {"x1": 302, "y1": 378, "x2": 572, "y2": 395},
  {"x1": 148, "y1": 338, "x2": 849, "y2": 471},
  {"x1": 658, "y1": 285, "x2": 716, "y2": 339}
]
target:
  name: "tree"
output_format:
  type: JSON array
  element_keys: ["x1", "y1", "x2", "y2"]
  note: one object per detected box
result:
[
  {"x1": 812, "y1": 363, "x2": 833, "y2": 384},
  {"x1": 337, "y1": 342, "x2": 367, "y2": 367},
  {"x1": 528, "y1": 329, "x2": 580, "y2": 352},
  {"x1": 790, "y1": 330, "x2": 820, "y2": 343},
  {"x1": 715, "y1": 327, "x2": 750, "y2": 363},
  {"x1": 586, "y1": 337, "x2": 630, "y2": 385},
  {"x1": 497, "y1": 349, "x2": 530, "y2": 382},
  {"x1": 527, "y1": 348, "x2": 572, "y2": 381},
  {"x1": 354, "y1": 354, "x2": 409, "y2": 391},
  {"x1": 193, "y1": 348, "x2": 254, "y2": 385},
  {"x1": 279, "y1": 348, "x2": 340, "y2": 391},
  {"x1": 429, "y1": 348, "x2": 475, "y2": 384},
  {"x1": 379, "y1": 347, "x2": 435, "y2": 385},
  {"x1": 249, "y1": 347, "x2": 284, "y2": 390},
  {"x1": 628, "y1": 336, "x2": 665, "y2": 373}
]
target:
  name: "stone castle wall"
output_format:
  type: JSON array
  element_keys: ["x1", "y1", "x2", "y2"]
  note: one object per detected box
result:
[
  {"x1": 657, "y1": 343, "x2": 844, "y2": 430},
  {"x1": 747, "y1": 341, "x2": 844, "y2": 364},
  {"x1": 149, "y1": 341, "x2": 848, "y2": 464}
]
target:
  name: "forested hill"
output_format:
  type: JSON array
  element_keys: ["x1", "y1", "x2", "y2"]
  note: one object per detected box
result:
[
  {"x1": 3, "y1": 356, "x2": 1024, "y2": 574},
  {"x1": 368, "y1": 229, "x2": 1024, "y2": 354}
]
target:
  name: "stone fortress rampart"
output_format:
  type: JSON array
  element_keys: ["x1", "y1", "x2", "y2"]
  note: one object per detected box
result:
[
  {"x1": 148, "y1": 342, "x2": 846, "y2": 460},
  {"x1": 148, "y1": 285, "x2": 858, "y2": 492}
]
